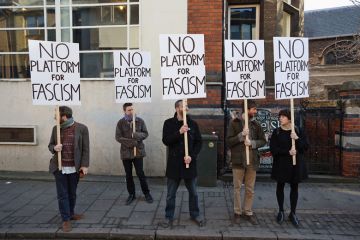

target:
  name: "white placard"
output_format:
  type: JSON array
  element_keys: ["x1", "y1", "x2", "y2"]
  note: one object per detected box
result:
[
  {"x1": 225, "y1": 40, "x2": 265, "y2": 100},
  {"x1": 29, "y1": 40, "x2": 80, "y2": 105},
  {"x1": 273, "y1": 37, "x2": 309, "y2": 100},
  {"x1": 160, "y1": 34, "x2": 206, "y2": 100},
  {"x1": 114, "y1": 51, "x2": 151, "y2": 103}
]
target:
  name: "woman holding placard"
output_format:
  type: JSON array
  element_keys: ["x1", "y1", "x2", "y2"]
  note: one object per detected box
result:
[{"x1": 269, "y1": 109, "x2": 308, "y2": 227}]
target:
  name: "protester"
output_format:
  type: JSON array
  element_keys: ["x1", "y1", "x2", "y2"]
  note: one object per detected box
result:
[
  {"x1": 115, "y1": 103, "x2": 153, "y2": 205},
  {"x1": 48, "y1": 106, "x2": 89, "y2": 232},
  {"x1": 226, "y1": 100, "x2": 266, "y2": 225},
  {"x1": 161, "y1": 100, "x2": 203, "y2": 228},
  {"x1": 270, "y1": 109, "x2": 309, "y2": 227}
]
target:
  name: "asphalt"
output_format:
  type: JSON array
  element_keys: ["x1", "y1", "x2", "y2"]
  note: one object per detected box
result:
[{"x1": 0, "y1": 171, "x2": 360, "y2": 240}]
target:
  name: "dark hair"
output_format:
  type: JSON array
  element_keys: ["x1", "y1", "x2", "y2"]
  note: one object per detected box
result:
[
  {"x1": 278, "y1": 109, "x2": 291, "y2": 120},
  {"x1": 243, "y1": 99, "x2": 257, "y2": 110},
  {"x1": 175, "y1": 100, "x2": 182, "y2": 109},
  {"x1": 123, "y1": 103, "x2": 133, "y2": 111},
  {"x1": 59, "y1": 106, "x2": 72, "y2": 118}
]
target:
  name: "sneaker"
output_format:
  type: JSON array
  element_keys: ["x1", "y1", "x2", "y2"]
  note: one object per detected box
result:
[
  {"x1": 191, "y1": 216, "x2": 205, "y2": 227},
  {"x1": 243, "y1": 214, "x2": 258, "y2": 225},
  {"x1": 289, "y1": 212, "x2": 299, "y2": 227},
  {"x1": 276, "y1": 211, "x2": 284, "y2": 224},
  {"x1": 145, "y1": 193, "x2": 153, "y2": 203},
  {"x1": 125, "y1": 194, "x2": 136, "y2": 205}
]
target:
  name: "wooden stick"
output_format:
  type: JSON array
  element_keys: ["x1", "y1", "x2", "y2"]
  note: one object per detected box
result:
[
  {"x1": 56, "y1": 106, "x2": 62, "y2": 170},
  {"x1": 183, "y1": 99, "x2": 189, "y2": 169},
  {"x1": 133, "y1": 108, "x2": 136, "y2": 157},
  {"x1": 290, "y1": 98, "x2": 296, "y2": 165},
  {"x1": 244, "y1": 100, "x2": 250, "y2": 165}
]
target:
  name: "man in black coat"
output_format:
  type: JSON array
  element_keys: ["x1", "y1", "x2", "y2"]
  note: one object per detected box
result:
[{"x1": 162, "y1": 100, "x2": 203, "y2": 228}]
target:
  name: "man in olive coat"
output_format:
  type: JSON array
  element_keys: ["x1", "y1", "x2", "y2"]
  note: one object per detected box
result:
[
  {"x1": 162, "y1": 100, "x2": 203, "y2": 228},
  {"x1": 226, "y1": 100, "x2": 266, "y2": 225}
]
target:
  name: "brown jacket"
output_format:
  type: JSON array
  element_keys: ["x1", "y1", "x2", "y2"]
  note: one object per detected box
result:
[
  {"x1": 227, "y1": 117, "x2": 266, "y2": 170},
  {"x1": 115, "y1": 116, "x2": 148, "y2": 160}
]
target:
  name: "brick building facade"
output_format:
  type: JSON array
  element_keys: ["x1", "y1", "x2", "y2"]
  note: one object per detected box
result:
[{"x1": 187, "y1": 0, "x2": 304, "y2": 173}]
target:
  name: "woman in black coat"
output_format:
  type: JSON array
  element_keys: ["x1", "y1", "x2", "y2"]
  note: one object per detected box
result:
[{"x1": 270, "y1": 109, "x2": 308, "y2": 227}]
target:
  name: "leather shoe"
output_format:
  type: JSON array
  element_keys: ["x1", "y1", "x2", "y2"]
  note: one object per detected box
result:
[
  {"x1": 276, "y1": 211, "x2": 284, "y2": 224},
  {"x1": 159, "y1": 218, "x2": 173, "y2": 228},
  {"x1": 70, "y1": 214, "x2": 84, "y2": 220},
  {"x1": 289, "y1": 212, "x2": 299, "y2": 227},
  {"x1": 62, "y1": 221, "x2": 72, "y2": 232},
  {"x1": 234, "y1": 213, "x2": 241, "y2": 219},
  {"x1": 145, "y1": 193, "x2": 153, "y2": 203},
  {"x1": 243, "y1": 214, "x2": 258, "y2": 225},
  {"x1": 126, "y1": 194, "x2": 136, "y2": 205},
  {"x1": 191, "y1": 216, "x2": 205, "y2": 227}
]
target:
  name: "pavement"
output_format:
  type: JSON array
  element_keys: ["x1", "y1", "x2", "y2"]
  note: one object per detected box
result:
[{"x1": 0, "y1": 171, "x2": 360, "y2": 240}]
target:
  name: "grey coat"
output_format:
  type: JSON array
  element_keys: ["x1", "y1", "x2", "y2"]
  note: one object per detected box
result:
[
  {"x1": 48, "y1": 122, "x2": 90, "y2": 173},
  {"x1": 115, "y1": 117, "x2": 148, "y2": 160}
]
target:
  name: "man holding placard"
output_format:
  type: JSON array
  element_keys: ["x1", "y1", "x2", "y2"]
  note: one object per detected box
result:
[
  {"x1": 48, "y1": 106, "x2": 89, "y2": 232},
  {"x1": 226, "y1": 100, "x2": 266, "y2": 224},
  {"x1": 115, "y1": 103, "x2": 153, "y2": 205},
  {"x1": 161, "y1": 100, "x2": 203, "y2": 228},
  {"x1": 225, "y1": 39, "x2": 266, "y2": 224}
]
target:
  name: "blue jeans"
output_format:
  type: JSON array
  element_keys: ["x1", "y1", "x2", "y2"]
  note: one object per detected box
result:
[
  {"x1": 165, "y1": 178, "x2": 199, "y2": 220},
  {"x1": 54, "y1": 170, "x2": 79, "y2": 221}
]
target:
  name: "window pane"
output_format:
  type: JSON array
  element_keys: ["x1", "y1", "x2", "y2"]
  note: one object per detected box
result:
[
  {"x1": 130, "y1": 4, "x2": 139, "y2": 25},
  {"x1": 0, "y1": 8, "x2": 44, "y2": 28},
  {"x1": 47, "y1": 8, "x2": 55, "y2": 27},
  {"x1": 0, "y1": 54, "x2": 30, "y2": 78},
  {"x1": 0, "y1": 30, "x2": 44, "y2": 52},
  {"x1": 73, "y1": 5, "x2": 127, "y2": 26},
  {"x1": 230, "y1": 7, "x2": 256, "y2": 40},
  {"x1": 130, "y1": 0, "x2": 139, "y2": 2},
  {"x1": 0, "y1": 0, "x2": 43, "y2": 6},
  {"x1": 61, "y1": 7, "x2": 70, "y2": 27},
  {"x1": 73, "y1": 27, "x2": 127, "y2": 50},
  {"x1": 129, "y1": 26, "x2": 139, "y2": 49},
  {"x1": 80, "y1": 52, "x2": 113, "y2": 78},
  {"x1": 47, "y1": 29, "x2": 55, "y2": 41}
]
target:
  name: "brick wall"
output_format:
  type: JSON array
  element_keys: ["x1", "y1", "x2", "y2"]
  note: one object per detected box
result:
[{"x1": 338, "y1": 84, "x2": 360, "y2": 177}]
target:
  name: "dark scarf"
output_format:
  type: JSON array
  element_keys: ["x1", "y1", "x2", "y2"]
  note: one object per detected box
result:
[{"x1": 60, "y1": 117, "x2": 75, "y2": 129}]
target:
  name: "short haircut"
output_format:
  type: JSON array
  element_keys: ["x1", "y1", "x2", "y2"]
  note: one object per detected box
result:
[
  {"x1": 59, "y1": 106, "x2": 72, "y2": 118},
  {"x1": 123, "y1": 103, "x2": 133, "y2": 111},
  {"x1": 243, "y1": 99, "x2": 257, "y2": 110},
  {"x1": 279, "y1": 109, "x2": 291, "y2": 120},
  {"x1": 175, "y1": 100, "x2": 182, "y2": 108}
]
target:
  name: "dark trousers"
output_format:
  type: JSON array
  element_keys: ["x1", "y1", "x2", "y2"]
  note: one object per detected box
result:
[
  {"x1": 165, "y1": 178, "x2": 199, "y2": 220},
  {"x1": 122, "y1": 157, "x2": 149, "y2": 195},
  {"x1": 54, "y1": 170, "x2": 79, "y2": 221}
]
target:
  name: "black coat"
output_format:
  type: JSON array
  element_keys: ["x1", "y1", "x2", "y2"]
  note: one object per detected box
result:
[
  {"x1": 162, "y1": 113, "x2": 202, "y2": 179},
  {"x1": 270, "y1": 127, "x2": 308, "y2": 183}
]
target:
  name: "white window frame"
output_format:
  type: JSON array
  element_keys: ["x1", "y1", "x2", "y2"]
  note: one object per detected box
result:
[
  {"x1": 0, "y1": 0, "x2": 141, "y2": 81},
  {"x1": 227, "y1": 4, "x2": 260, "y2": 40},
  {"x1": 0, "y1": 125, "x2": 37, "y2": 145}
]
